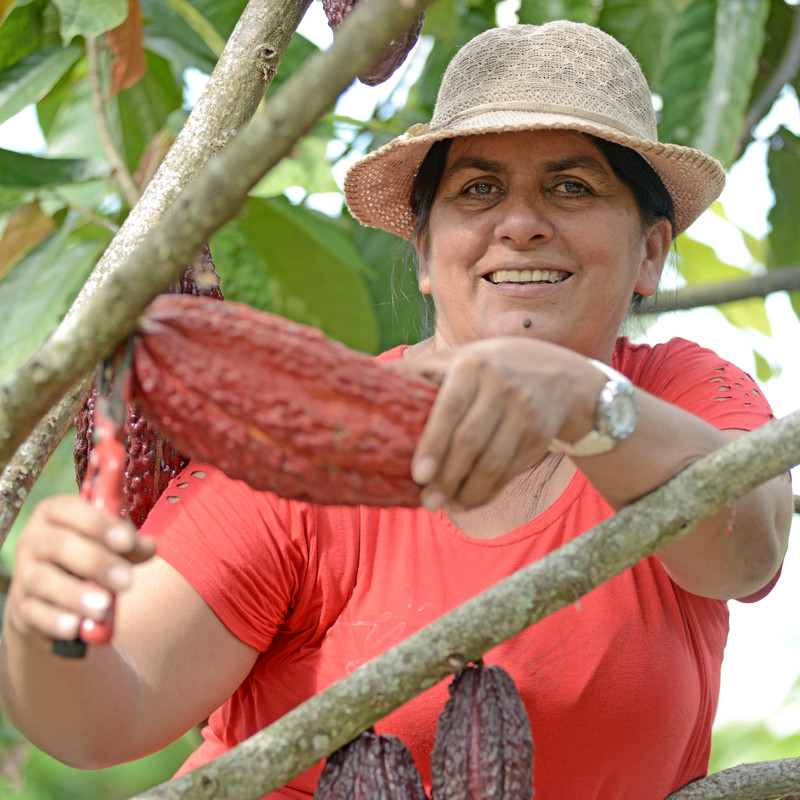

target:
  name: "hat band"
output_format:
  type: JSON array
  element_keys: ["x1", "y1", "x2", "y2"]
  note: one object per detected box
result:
[{"x1": 432, "y1": 102, "x2": 653, "y2": 141}]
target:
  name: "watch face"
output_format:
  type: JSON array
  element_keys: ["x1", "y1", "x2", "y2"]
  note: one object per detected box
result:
[
  {"x1": 601, "y1": 382, "x2": 639, "y2": 441},
  {"x1": 608, "y1": 391, "x2": 638, "y2": 438}
]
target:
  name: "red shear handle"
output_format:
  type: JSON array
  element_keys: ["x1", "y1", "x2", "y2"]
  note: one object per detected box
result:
[
  {"x1": 79, "y1": 399, "x2": 125, "y2": 645},
  {"x1": 54, "y1": 394, "x2": 125, "y2": 658}
]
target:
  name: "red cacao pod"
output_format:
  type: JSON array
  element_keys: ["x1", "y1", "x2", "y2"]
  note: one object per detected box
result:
[
  {"x1": 74, "y1": 244, "x2": 222, "y2": 527},
  {"x1": 321, "y1": 0, "x2": 424, "y2": 86},
  {"x1": 127, "y1": 294, "x2": 437, "y2": 507}
]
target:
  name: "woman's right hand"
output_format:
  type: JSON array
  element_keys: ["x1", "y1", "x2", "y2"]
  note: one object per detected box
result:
[{"x1": 5, "y1": 495, "x2": 156, "y2": 650}]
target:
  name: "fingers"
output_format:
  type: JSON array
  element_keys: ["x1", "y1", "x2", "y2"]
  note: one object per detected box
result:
[
  {"x1": 410, "y1": 350, "x2": 553, "y2": 511},
  {"x1": 6, "y1": 495, "x2": 156, "y2": 646}
]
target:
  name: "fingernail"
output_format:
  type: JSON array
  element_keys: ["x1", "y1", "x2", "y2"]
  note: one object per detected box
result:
[
  {"x1": 57, "y1": 612, "x2": 80, "y2": 637},
  {"x1": 413, "y1": 455, "x2": 437, "y2": 485},
  {"x1": 107, "y1": 565, "x2": 131, "y2": 591},
  {"x1": 82, "y1": 591, "x2": 111, "y2": 615},
  {"x1": 105, "y1": 525, "x2": 135, "y2": 553},
  {"x1": 422, "y1": 490, "x2": 446, "y2": 512}
]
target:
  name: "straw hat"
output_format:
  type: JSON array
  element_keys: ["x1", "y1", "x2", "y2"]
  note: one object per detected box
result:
[{"x1": 344, "y1": 21, "x2": 725, "y2": 239}]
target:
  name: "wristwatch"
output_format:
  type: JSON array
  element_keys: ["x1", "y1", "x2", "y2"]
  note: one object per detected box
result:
[{"x1": 549, "y1": 359, "x2": 639, "y2": 457}]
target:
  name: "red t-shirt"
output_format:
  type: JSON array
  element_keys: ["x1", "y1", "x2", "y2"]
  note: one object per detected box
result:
[{"x1": 145, "y1": 337, "x2": 777, "y2": 799}]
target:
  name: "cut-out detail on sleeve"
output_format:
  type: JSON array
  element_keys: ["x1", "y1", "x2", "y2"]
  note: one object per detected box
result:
[{"x1": 705, "y1": 364, "x2": 766, "y2": 412}]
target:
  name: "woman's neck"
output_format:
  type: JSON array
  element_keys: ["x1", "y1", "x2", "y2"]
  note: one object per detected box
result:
[{"x1": 443, "y1": 451, "x2": 573, "y2": 539}]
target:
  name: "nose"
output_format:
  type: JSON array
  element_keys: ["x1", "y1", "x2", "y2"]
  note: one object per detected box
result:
[{"x1": 494, "y1": 191, "x2": 554, "y2": 246}]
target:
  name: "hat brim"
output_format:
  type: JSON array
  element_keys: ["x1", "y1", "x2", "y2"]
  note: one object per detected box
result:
[{"x1": 344, "y1": 113, "x2": 725, "y2": 240}]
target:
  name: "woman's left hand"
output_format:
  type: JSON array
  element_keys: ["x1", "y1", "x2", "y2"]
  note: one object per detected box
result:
[{"x1": 395, "y1": 337, "x2": 601, "y2": 511}]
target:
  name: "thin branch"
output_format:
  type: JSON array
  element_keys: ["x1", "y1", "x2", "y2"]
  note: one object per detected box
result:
[
  {"x1": 665, "y1": 757, "x2": 800, "y2": 800},
  {"x1": 738, "y1": 4, "x2": 800, "y2": 157},
  {"x1": 86, "y1": 36, "x2": 141, "y2": 209},
  {"x1": 0, "y1": 378, "x2": 90, "y2": 548},
  {"x1": 635, "y1": 265, "x2": 800, "y2": 315},
  {"x1": 0, "y1": 0, "x2": 433, "y2": 470},
  {"x1": 124, "y1": 411, "x2": 800, "y2": 800}
]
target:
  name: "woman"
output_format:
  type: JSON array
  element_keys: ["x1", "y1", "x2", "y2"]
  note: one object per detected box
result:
[{"x1": 0, "y1": 21, "x2": 792, "y2": 800}]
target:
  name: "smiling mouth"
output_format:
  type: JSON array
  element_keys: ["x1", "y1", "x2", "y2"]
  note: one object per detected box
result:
[{"x1": 485, "y1": 268, "x2": 568, "y2": 284}]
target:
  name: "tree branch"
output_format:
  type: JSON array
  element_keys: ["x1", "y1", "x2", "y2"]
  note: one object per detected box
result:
[
  {"x1": 635, "y1": 265, "x2": 800, "y2": 315},
  {"x1": 0, "y1": 0, "x2": 433, "y2": 471},
  {"x1": 665, "y1": 757, "x2": 800, "y2": 800},
  {"x1": 0, "y1": 0, "x2": 311, "y2": 544},
  {"x1": 86, "y1": 35, "x2": 141, "y2": 209},
  {"x1": 0, "y1": 377, "x2": 90, "y2": 547},
  {"x1": 123, "y1": 412, "x2": 800, "y2": 800}
]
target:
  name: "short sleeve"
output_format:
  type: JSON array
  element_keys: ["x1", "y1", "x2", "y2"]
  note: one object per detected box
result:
[
  {"x1": 614, "y1": 337, "x2": 775, "y2": 431},
  {"x1": 141, "y1": 463, "x2": 310, "y2": 651}
]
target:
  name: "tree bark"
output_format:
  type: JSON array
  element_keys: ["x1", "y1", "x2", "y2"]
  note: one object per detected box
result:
[
  {"x1": 665, "y1": 757, "x2": 800, "y2": 800},
  {"x1": 123, "y1": 412, "x2": 800, "y2": 800},
  {"x1": 0, "y1": 0, "x2": 432, "y2": 474},
  {"x1": 635, "y1": 265, "x2": 800, "y2": 315}
]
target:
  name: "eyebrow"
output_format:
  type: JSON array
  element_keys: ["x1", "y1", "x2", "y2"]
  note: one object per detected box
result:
[{"x1": 444, "y1": 153, "x2": 613, "y2": 180}]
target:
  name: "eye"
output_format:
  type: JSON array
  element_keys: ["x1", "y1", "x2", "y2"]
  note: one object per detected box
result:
[
  {"x1": 553, "y1": 179, "x2": 590, "y2": 197},
  {"x1": 557, "y1": 181, "x2": 588, "y2": 194},
  {"x1": 465, "y1": 180, "x2": 498, "y2": 197}
]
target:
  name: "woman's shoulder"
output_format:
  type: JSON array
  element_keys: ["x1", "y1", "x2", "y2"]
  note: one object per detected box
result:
[{"x1": 613, "y1": 336, "x2": 774, "y2": 427}]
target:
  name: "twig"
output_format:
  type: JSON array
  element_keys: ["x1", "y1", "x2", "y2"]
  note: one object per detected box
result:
[
  {"x1": 86, "y1": 36, "x2": 141, "y2": 209},
  {"x1": 0, "y1": 377, "x2": 91, "y2": 548},
  {"x1": 635, "y1": 265, "x2": 800, "y2": 315},
  {"x1": 124, "y1": 411, "x2": 800, "y2": 799}
]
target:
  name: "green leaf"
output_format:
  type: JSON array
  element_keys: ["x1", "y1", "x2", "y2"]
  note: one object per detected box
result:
[
  {"x1": 518, "y1": 0, "x2": 598, "y2": 27},
  {"x1": 597, "y1": 0, "x2": 684, "y2": 90},
  {"x1": 353, "y1": 219, "x2": 430, "y2": 351},
  {"x1": 719, "y1": 297, "x2": 771, "y2": 336},
  {"x1": 675, "y1": 235, "x2": 752, "y2": 285},
  {"x1": 108, "y1": 50, "x2": 183, "y2": 174},
  {"x1": 52, "y1": 0, "x2": 127, "y2": 43},
  {"x1": 162, "y1": 0, "x2": 226, "y2": 58},
  {"x1": 767, "y1": 126, "x2": 800, "y2": 267},
  {"x1": 234, "y1": 196, "x2": 379, "y2": 352},
  {"x1": 0, "y1": 0, "x2": 46, "y2": 71},
  {"x1": 251, "y1": 135, "x2": 339, "y2": 198},
  {"x1": 659, "y1": 0, "x2": 768, "y2": 166},
  {"x1": 0, "y1": 43, "x2": 81, "y2": 126},
  {"x1": 0, "y1": 228, "x2": 105, "y2": 380},
  {"x1": 0, "y1": 147, "x2": 106, "y2": 187}
]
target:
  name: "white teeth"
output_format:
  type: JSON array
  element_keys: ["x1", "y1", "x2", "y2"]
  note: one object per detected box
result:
[{"x1": 487, "y1": 269, "x2": 566, "y2": 284}]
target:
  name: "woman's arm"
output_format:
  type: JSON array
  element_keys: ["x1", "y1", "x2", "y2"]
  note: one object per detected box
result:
[
  {"x1": 0, "y1": 496, "x2": 258, "y2": 768},
  {"x1": 399, "y1": 337, "x2": 792, "y2": 600}
]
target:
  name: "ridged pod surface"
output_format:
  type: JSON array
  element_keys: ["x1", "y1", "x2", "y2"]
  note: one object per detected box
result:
[
  {"x1": 431, "y1": 663, "x2": 534, "y2": 799},
  {"x1": 321, "y1": 0, "x2": 424, "y2": 86},
  {"x1": 313, "y1": 730, "x2": 428, "y2": 799},
  {"x1": 128, "y1": 294, "x2": 438, "y2": 507},
  {"x1": 74, "y1": 244, "x2": 222, "y2": 527}
]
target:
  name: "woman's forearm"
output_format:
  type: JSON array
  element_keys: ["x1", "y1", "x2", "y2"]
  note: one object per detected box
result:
[{"x1": 573, "y1": 390, "x2": 792, "y2": 599}]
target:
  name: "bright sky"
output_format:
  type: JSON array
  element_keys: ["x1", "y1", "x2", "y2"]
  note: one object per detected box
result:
[{"x1": 1, "y1": 3, "x2": 798, "y2": 738}]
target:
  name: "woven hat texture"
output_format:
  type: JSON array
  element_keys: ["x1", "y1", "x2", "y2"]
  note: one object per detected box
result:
[{"x1": 344, "y1": 21, "x2": 725, "y2": 239}]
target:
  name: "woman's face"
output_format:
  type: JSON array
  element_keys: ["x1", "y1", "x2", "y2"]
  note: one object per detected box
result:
[{"x1": 415, "y1": 130, "x2": 671, "y2": 359}]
